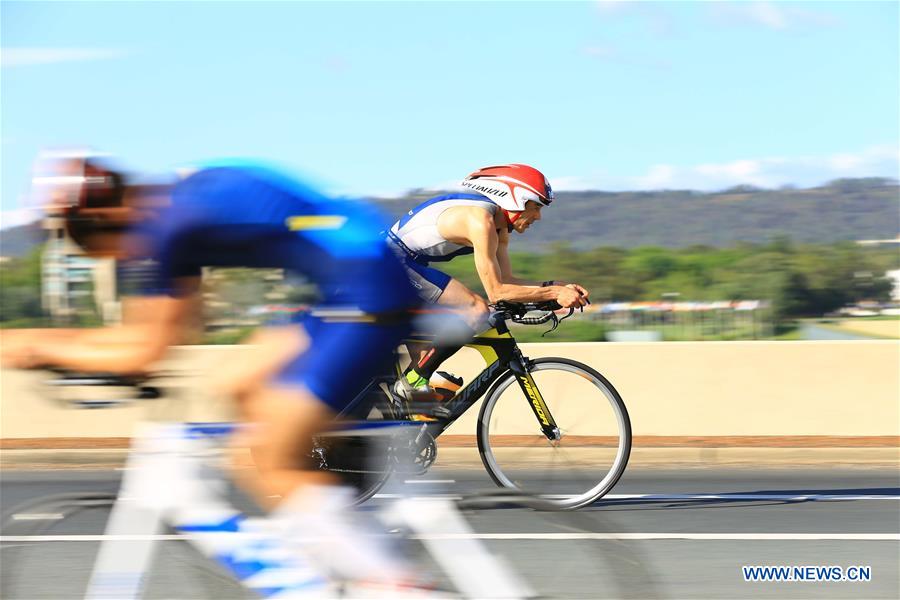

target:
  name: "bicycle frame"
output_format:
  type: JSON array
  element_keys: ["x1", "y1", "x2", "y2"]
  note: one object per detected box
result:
[
  {"x1": 362, "y1": 318, "x2": 560, "y2": 443},
  {"x1": 441, "y1": 320, "x2": 561, "y2": 441}
]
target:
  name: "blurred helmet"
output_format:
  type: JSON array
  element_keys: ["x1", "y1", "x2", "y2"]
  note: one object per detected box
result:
[
  {"x1": 31, "y1": 150, "x2": 126, "y2": 213},
  {"x1": 461, "y1": 164, "x2": 553, "y2": 213},
  {"x1": 30, "y1": 149, "x2": 128, "y2": 249}
]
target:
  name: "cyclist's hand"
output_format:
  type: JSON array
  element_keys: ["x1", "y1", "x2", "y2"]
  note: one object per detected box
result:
[
  {"x1": 555, "y1": 286, "x2": 588, "y2": 309},
  {"x1": 565, "y1": 283, "x2": 590, "y2": 299},
  {"x1": 552, "y1": 281, "x2": 590, "y2": 300},
  {"x1": 2, "y1": 343, "x2": 46, "y2": 370}
]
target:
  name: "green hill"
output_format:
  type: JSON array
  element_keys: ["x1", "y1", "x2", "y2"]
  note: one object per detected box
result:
[
  {"x1": 370, "y1": 178, "x2": 899, "y2": 250},
  {"x1": 0, "y1": 222, "x2": 44, "y2": 258},
  {"x1": 2, "y1": 178, "x2": 897, "y2": 256}
]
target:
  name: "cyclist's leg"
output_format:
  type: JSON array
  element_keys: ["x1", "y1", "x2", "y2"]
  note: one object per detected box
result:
[
  {"x1": 403, "y1": 276, "x2": 489, "y2": 386},
  {"x1": 232, "y1": 382, "x2": 336, "y2": 503},
  {"x1": 439, "y1": 277, "x2": 491, "y2": 328},
  {"x1": 401, "y1": 259, "x2": 491, "y2": 328},
  {"x1": 232, "y1": 315, "x2": 407, "y2": 498},
  {"x1": 253, "y1": 317, "x2": 413, "y2": 581},
  {"x1": 215, "y1": 325, "x2": 309, "y2": 412}
]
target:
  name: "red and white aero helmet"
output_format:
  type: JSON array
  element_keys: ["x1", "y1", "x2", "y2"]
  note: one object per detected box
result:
[{"x1": 461, "y1": 164, "x2": 553, "y2": 213}]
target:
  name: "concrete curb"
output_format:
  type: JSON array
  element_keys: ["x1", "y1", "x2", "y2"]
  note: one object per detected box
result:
[
  {"x1": 2, "y1": 446, "x2": 897, "y2": 471},
  {"x1": 3, "y1": 435, "x2": 898, "y2": 449}
]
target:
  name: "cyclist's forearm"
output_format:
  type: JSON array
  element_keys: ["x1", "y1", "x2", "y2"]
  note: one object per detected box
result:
[
  {"x1": 487, "y1": 283, "x2": 559, "y2": 304},
  {"x1": 34, "y1": 342, "x2": 166, "y2": 374},
  {"x1": 29, "y1": 323, "x2": 176, "y2": 374},
  {"x1": 502, "y1": 275, "x2": 538, "y2": 286}
]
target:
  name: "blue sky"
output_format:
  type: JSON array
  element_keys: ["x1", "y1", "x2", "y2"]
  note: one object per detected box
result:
[{"x1": 2, "y1": 1, "x2": 898, "y2": 227}]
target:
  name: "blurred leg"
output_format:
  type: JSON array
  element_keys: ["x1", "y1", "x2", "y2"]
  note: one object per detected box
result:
[
  {"x1": 404, "y1": 278, "x2": 487, "y2": 384},
  {"x1": 231, "y1": 384, "x2": 335, "y2": 507},
  {"x1": 438, "y1": 277, "x2": 490, "y2": 330},
  {"x1": 216, "y1": 325, "x2": 309, "y2": 415}
]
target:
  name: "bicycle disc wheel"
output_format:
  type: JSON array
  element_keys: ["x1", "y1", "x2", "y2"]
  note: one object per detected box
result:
[{"x1": 477, "y1": 357, "x2": 631, "y2": 510}]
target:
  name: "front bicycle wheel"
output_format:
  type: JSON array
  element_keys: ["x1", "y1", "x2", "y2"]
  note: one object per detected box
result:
[{"x1": 477, "y1": 357, "x2": 631, "y2": 510}]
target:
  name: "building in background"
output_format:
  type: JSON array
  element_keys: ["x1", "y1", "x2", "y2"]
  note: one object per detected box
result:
[
  {"x1": 886, "y1": 269, "x2": 900, "y2": 302},
  {"x1": 41, "y1": 216, "x2": 118, "y2": 323}
]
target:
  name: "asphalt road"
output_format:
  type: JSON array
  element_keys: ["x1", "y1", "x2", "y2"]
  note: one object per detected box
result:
[{"x1": 2, "y1": 466, "x2": 898, "y2": 599}]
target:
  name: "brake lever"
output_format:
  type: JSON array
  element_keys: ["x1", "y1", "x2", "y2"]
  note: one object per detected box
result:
[
  {"x1": 541, "y1": 306, "x2": 580, "y2": 337},
  {"x1": 540, "y1": 311, "x2": 561, "y2": 337},
  {"x1": 559, "y1": 306, "x2": 579, "y2": 322}
]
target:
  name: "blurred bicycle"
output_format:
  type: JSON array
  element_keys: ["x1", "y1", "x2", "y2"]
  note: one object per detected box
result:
[{"x1": 1, "y1": 373, "x2": 536, "y2": 599}]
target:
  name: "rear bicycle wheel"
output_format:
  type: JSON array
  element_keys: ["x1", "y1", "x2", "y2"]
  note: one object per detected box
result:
[
  {"x1": 477, "y1": 357, "x2": 631, "y2": 510},
  {"x1": 314, "y1": 433, "x2": 394, "y2": 504}
]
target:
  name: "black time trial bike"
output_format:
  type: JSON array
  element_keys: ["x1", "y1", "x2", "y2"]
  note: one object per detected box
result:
[{"x1": 317, "y1": 300, "x2": 632, "y2": 511}]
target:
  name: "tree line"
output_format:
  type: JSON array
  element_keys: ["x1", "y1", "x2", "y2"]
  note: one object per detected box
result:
[
  {"x1": 1, "y1": 239, "x2": 896, "y2": 330},
  {"x1": 440, "y1": 238, "x2": 898, "y2": 326}
]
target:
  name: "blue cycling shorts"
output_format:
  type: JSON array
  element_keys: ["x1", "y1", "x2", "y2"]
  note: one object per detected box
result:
[
  {"x1": 273, "y1": 314, "x2": 409, "y2": 412},
  {"x1": 403, "y1": 260, "x2": 452, "y2": 303}
]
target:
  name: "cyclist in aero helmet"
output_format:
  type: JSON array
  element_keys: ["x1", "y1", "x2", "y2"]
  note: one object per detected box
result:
[
  {"x1": 5, "y1": 150, "x2": 422, "y2": 587},
  {"x1": 30, "y1": 151, "x2": 132, "y2": 252},
  {"x1": 388, "y1": 163, "x2": 590, "y2": 410}
]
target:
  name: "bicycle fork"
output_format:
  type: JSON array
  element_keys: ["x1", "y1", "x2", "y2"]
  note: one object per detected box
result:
[{"x1": 509, "y1": 354, "x2": 561, "y2": 442}]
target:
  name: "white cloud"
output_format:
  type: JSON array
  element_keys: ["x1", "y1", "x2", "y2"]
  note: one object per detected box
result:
[
  {"x1": 551, "y1": 145, "x2": 899, "y2": 192},
  {"x1": 595, "y1": 1, "x2": 630, "y2": 15},
  {"x1": 594, "y1": 0, "x2": 674, "y2": 34},
  {"x1": 552, "y1": 175, "x2": 602, "y2": 192},
  {"x1": 634, "y1": 164, "x2": 678, "y2": 189},
  {"x1": 744, "y1": 2, "x2": 788, "y2": 30},
  {"x1": 336, "y1": 146, "x2": 899, "y2": 197},
  {"x1": 709, "y1": 1, "x2": 839, "y2": 31},
  {"x1": 1, "y1": 47, "x2": 128, "y2": 68},
  {"x1": 829, "y1": 153, "x2": 864, "y2": 171},
  {"x1": 651, "y1": 146, "x2": 897, "y2": 190},
  {"x1": 694, "y1": 159, "x2": 774, "y2": 187}
]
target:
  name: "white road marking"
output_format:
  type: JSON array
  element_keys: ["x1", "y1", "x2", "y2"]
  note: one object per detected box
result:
[
  {"x1": 403, "y1": 480, "x2": 457, "y2": 484},
  {"x1": 1, "y1": 533, "x2": 898, "y2": 542},
  {"x1": 11, "y1": 513, "x2": 64, "y2": 521},
  {"x1": 579, "y1": 493, "x2": 900, "y2": 501},
  {"x1": 417, "y1": 533, "x2": 900, "y2": 541},
  {"x1": 372, "y1": 493, "x2": 900, "y2": 501}
]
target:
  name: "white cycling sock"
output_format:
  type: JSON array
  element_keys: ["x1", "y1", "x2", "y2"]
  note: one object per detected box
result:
[{"x1": 272, "y1": 484, "x2": 412, "y2": 584}]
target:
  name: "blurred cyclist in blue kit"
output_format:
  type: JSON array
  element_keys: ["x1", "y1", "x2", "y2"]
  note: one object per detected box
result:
[{"x1": 3, "y1": 151, "x2": 421, "y2": 584}]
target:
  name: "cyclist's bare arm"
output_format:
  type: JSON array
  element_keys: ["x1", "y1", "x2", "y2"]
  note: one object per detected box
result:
[
  {"x1": 495, "y1": 234, "x2": 530, "y2": 285},
  {"x1": 497, "y1": 231, "x2": 589, "y2": 296},
  {"x1": 2, "y1": 285, "x2": 197, "y2": 374},
  {"x1": 467, "y1": 211, "x2": 587, "y2": 307},
  {"x1": 495, "y1": 232, "x2": 549, "y2": 286},
  {"x1": 493, "y1": 221, "x2": 589, "y2": 297}
]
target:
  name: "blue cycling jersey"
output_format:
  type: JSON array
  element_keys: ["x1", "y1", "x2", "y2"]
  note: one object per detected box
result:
[{"x1": 128, "y1": 163, "x2": 416, "y2": 315}]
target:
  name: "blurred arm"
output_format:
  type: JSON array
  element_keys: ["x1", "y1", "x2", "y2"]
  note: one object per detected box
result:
[{"x1": 6, "y1": 288, "x2": 197, "y2": 374}]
